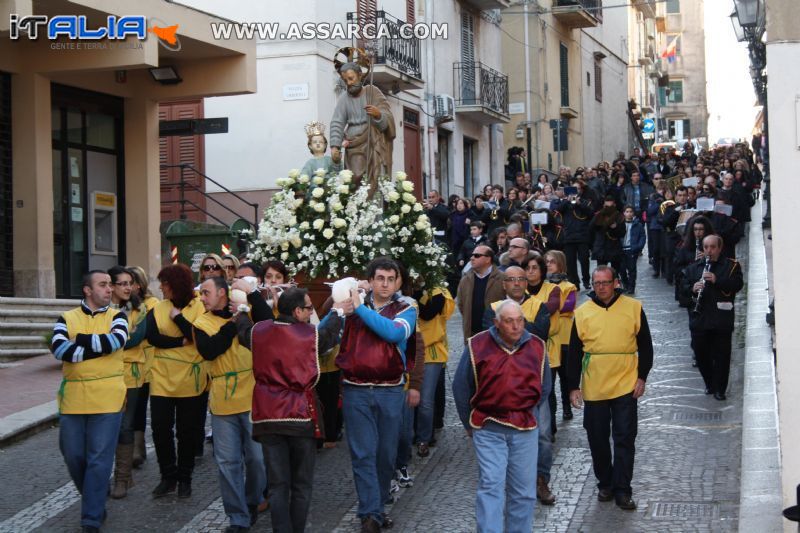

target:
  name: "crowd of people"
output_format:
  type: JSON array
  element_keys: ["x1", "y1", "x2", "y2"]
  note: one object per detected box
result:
[{"x1": 50, "y1": 139, "x2": 755, "y2": 533}]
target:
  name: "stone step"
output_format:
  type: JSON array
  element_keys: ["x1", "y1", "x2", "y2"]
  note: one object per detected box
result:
[
  {"x1": 0, "y1": 297, "x2": 80, "y2": 310},
  {"x1": 0, "y1": 336, "x2": 47, "y2": 345},
  {"x1": 0, "y1": 322, "x2": 53, "y2": 338},
  {"x1": 0, "y1": 309, "x2": 64, "y2": 323},
  {"x1": 0, "y1": 348, "x2": 52, "y2": 361}
]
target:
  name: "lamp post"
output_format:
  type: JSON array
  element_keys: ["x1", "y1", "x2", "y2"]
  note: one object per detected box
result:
[
  {"x1": 733, "y1": 0, "x2": 762, "y2": 38},
  {"x1": 729, "y1": 11, "x2": 745, "y2": 42}
]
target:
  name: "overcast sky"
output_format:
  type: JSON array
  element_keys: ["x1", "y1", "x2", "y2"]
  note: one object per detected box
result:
[{"x1": 704, "y1": 0, "x2": 759, "y2": 142}]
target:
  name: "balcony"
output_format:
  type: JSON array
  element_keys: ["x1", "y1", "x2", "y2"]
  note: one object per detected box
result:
[
  {"x1": 551, "y1": 0, "x2": 600, "y2": 29},
  {"x1": 346, "y1": 11, "x2": 423, "y2": 93},
  {"x1": 461, "y1": 0, "x2": 511, "y2": 11},
  {"x1": 453, "y1": 62, "x2": 509, "y2": 125},
  {"x1": 635, "y1": 0, "x2": 656, "y2": 19}
]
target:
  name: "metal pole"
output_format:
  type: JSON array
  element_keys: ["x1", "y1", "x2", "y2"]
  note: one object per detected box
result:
[
  {"x1": 524, "y1": 3, "x2": 532, "y2": 170},
  {"x1": 179, "y1": 164, "x2": 186, "y2": 220},
  {"x1": 557, "y1": 118, "x2": 562, "y2": 170}
]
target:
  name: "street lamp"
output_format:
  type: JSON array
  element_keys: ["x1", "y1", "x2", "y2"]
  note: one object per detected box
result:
[
  {"x1": 733, "y1": 0, "x2": 761, "y2": 30},
  {"x1": 730, "y1": 11, "x2": 745, "y2": 42}
]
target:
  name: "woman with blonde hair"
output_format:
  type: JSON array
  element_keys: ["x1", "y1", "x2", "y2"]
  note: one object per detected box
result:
[
  {"x1": 544, "y1": 250, "x2": 578, "y2": 427},
  {"x1": 221, "y1": 254, "x2": 240, "y2": 284}
]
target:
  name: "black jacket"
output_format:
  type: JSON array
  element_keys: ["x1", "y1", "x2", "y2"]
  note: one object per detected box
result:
[
  {"x1": 554, "y1": 197, "x2": 594, "y2": 244},
  {"x1": 589, "y1": 209, "x2": 625, "y2": 262},
  {"x1": 680, "y1": 257, "x2": 743, "y2": 331}
]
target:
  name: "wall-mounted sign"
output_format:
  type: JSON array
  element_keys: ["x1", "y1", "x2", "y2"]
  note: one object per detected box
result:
[
  {"x1": 509, "y1": 102, "x2": 525, "y2": 115},
  {"x1": 283, "y1": 83, "x2": 309, "y2": 101}
]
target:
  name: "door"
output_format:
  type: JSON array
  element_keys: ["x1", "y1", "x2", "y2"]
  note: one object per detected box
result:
[
  {"x1": 0, "y1": 72, "x2": 11, "y2": 296},
  {"x1": 51, "y1": 85, "x2": 124, "y2": 298},
  {"x1": 403, "y1": 107, "x2": 422, "y2": 199},
  {"x1": 159, "y1": 100, "x2": 206, "y2": 222},
  {"x1": 463, "y1": 138, "x2": 476, "y2": 199}
]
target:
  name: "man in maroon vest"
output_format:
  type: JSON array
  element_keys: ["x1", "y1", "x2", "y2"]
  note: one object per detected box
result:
[
  {"x1": 453, "y1": 299, "x2": 545, "y2": 532},
  {"x1": 335, "y1": 257, "x2": 418, "y2": 533},
  {"x1": 235, "y1": 287, "x2": 352, "y2": 533}
]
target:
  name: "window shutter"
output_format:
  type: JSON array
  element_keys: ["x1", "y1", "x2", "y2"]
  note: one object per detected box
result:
[
  {"x1": 159, "y1": 100, "x2": 206, "y2": 222},
  {"x1": 406, "y1": 0, "x2": 415, "y2": 24},
  {"x1": 594, "y1": 61, "x2": 602, "y2": 102},
  {"x1": 559, "y1": 43, "x2": 569, "y2": 107},
  {"x1": 460, "y1": 11, "x2": 475, "y2": 103}
]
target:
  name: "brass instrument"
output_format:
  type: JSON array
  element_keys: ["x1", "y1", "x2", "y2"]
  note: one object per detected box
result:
[{"x1": 659, "y1": 199, "x2": 676, "y2": 216}]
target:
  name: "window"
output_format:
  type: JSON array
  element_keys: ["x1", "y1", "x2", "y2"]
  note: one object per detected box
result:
[
  {"x1": 666, "y1": 0, "x2": 680, "y2": 14},
  {"x1": 668, "y1": 119, "x2": 690, "y2": 139},
  {"x1": 559, "y1": 42, "x2": 569, "y2": 107},
  {"x1": 594, "y1": 61, "x2": 603, "y2": 102},
  {"x1": 658, "y1": 80, "x2": 684, "y2": 105},
  {"x1": 665, "y1": 33, "x2": 681, "y2": 56},
  {"x1": 587, "y1": 72, "x2": 591, "y2": 86},
  {"x1": 460, "y1": 10, "x2": 475, "y2": 103}
]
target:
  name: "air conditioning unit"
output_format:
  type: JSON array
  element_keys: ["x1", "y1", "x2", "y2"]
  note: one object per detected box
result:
[{"x1": 434, "y1": 94, "x2": 455, "y2": 123}]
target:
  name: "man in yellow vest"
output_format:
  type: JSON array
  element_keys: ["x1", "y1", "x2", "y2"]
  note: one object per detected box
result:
[
  {"x1": 566, "y1": 266, "x2": 653, "y2": 511},
  {"x1": 194, "y1": 276, "x2": 266, "y2": 532},
  {"x1": 50, "y1": 270, "x2": 129, "y2": 533}
]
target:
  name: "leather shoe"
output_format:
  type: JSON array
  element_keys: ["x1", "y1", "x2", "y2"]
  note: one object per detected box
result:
[
  {"x1": 597, "y1": 488, "x2": 614, "y2": 502},
  {"x1": 615, "y1": 495, "x2": 637, "y2": 510},
  {"x1": 380, "y1": 513, "x2": 394, "y2": 529},
  {"x1": 178, "y1": 481, "x2": 192, "y2": 499},
  {"x1": 360, "y1": 516, "x2": 381, "y2": 533},
  {"x1": 562, "y1": 405, "x2": 573, "y2": 420},
  {"x1": 152, "y1": 478, "x2": 176, "y2": 498},
  {"x1": 537, "y1": 475, "x2": 556, "y2": 505},
  {"x1": 714, "y1": 392, "x2": 727, "y2": 401},
  {"x1": 705, "y1": 388, "x2": 712, "y2": 395}
]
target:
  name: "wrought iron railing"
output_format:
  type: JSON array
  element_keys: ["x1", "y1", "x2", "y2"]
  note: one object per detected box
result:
[
  {"x1": 555, "y1": 0, "x2": 602, "y2": 20},
  {"x1": 453, "y1": 62, "x2": 509, "y2": 116},
  {"x1": 346, "y1": 11, "x2": 422, "y2": 80}
]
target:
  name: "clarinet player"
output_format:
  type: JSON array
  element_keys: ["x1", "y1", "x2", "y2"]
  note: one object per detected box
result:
[{"x1": 680, "y1": 235, "x2": 744, "y2": 400}]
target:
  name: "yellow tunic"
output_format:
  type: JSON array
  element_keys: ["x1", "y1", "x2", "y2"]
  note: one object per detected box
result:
[
  {"x1": 528, "y1": 282, "x2": 561, "y2": 366},
  {"x1": 141, "y1": 296, "x2": 159, "y2": 384},
  {"x1": 574, "y1": 295, "x2": 641, "y2": 401},
  {"x1": 121, "y1": 306, "x2": 147, "y2": 389},
  {"x1": 150, "y1": 298, "x2": 208, "y2": 398},
  {"x1": 490, "y1": 297, "x2": 547, "y2": 337},
  {"x1": 552, "y1": 280, "x2": 578, "y2": 367},
  {"x1": 319, "y1": 344, "x2": 340, "y2": 374},
  {"x1": 59, "y1": 308, "x2": 126, "y2": 415},
  {"x1": 418, "y1": 287, "x2": 455, "y2": 364},
  {"x1": 193, "y1": 313, "x2": 255, "y2": 416}
]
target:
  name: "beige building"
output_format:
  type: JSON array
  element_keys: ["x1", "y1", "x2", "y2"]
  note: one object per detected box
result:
[
  {"x1": 654, "y1": 0, "x2": 708, "y2": 144},
  {"x1": 626, "y1": 0, "x2": 660, "y2": 152},
  {"x1": 502, "y1": 0, "x2": 630, "y2": 172},
  {"x1": 0, "y1": 0, "x2": 255, "y2": 298}
]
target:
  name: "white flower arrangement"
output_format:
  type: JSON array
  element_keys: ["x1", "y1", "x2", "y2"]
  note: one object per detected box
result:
[{"x1": 248, "y1": 169, "x2": 448, "y2": 285}]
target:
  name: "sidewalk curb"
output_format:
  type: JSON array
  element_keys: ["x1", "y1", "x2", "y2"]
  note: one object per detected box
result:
[
  {"x1": 739, "y1": 198, "x2": 782, "y2": 532},
  {"x1": 0, "y1": 400, "x2": 58, "y2": 447}
]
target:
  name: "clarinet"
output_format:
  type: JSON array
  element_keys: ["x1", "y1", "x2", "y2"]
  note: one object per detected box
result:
[{"x1": 692, "y1": 256, "x2": 712, "y2": 314}]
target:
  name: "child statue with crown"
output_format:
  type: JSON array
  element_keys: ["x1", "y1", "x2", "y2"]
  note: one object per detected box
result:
[{"x1": 300, "y1": 121, "x2": 343, "y2": 179}]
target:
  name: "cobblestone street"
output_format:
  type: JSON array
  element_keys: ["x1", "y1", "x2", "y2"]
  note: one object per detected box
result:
[{"x1": 0, "y1": 253, "x2": 747, "y2": 532}]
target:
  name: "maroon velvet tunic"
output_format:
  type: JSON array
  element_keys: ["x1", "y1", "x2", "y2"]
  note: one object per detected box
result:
[
  {"x1": 251, "y1": 320, "x2": 321, "y2": 437},
  {"x1": 467, "y1": 331, "x2": 544, "y2": 431},
  {"x1": 335, "y1": 300, "x2": 409, "y2": 385}
]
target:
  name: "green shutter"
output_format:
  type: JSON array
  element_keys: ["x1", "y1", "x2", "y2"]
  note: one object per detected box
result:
[{"x1": 560, "y1": 43, "x2": 569, "y2": 107}]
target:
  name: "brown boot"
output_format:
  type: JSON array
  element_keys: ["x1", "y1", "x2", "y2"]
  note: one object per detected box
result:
[
  {"x1": 537, "y1": 475, "x2": 556, "y2": 505},
  {"x1": 132, "y1": 431, "x2": 146, "y2": 468},
  {"x1": 110, "y1": 443, "x2": 135, "y2": 499}
]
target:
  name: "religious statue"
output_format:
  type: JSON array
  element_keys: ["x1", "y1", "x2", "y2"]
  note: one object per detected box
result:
[
  {"x1": 329, "y1": 47, "x2": 396, "y2": 195},
  {"x1": 300, "y1": 121, "x2": 342, "y2": 178}
]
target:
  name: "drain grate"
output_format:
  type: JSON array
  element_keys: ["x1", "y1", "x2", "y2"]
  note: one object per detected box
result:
[
  {"x1": 651, "y1": 502, "x2": 719, "y2": 520},
  {"x1": 672, "y1": 411, "x2": 722, "y2": 422}
]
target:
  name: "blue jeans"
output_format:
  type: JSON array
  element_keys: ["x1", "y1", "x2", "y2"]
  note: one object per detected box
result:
[
  {"x1": 396, "y1": 398, "x2": 414, "y2": 469},
  {"x1": 472, "y1": 422, "x2": 539, "y2": 533},
  {"x1": 59, "y1": 412, "x2": 123, "y2": 528},
  {"x1": 416, "y1": 363, "x2": 443, "y2": 443},
  {"x1": 211, "y1": 412, "x2": 266, "y2": 527},
  {"x1": 342, "y1": 384, "x2": 404, "y2": 525}
]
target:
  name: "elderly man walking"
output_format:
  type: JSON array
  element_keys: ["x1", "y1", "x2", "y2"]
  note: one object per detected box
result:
[
  {"x1": 567, "y1": 266, "x2": 653, "y2": 510},
  {"x1": 453, "y1": 299, "x2": 546, "y2": 533}
]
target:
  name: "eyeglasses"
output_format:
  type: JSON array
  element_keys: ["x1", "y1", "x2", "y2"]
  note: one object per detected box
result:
[
  {"x1": 545, "y1": 259, "x2": 556, "y2": 264},
  {"x1": 202, "y1": 264, "x2": 222, "y2": 272},
  {"x1": 113, "y1": 281, "x2": 132, "y2": 287},
  {"x1": 592, "y1": 280, "x2": 615, "y2": 287},
  {"x1": 224, "y1": 265, "x2": 237, "y2": 271},
  {"x1": 302, "y1": 305, "x2": 314, "y2": 310},
  {"x1": 503, "y1": 277, "x2": 527, "y2": 283},
  {"x1": 471, "y1": 253, "x2": 491, "y2": 259}
]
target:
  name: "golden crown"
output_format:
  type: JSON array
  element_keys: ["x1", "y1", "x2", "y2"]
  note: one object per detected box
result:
[{"x1": 304, "y1": 121, "x2": 326, "y2": 138}]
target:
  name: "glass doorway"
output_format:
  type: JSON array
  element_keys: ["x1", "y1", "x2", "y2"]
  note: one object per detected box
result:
[{"x1": 51, "y1": 85, "x2": 124, "y2": 298}]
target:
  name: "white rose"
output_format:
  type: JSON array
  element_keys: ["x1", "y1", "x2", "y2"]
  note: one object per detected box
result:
[
  {"x1": 289, "y1": 216, "x2": 298, "y2": 226},
  {"x1": 417, "y1": 214, "x2": 429, "y2": 222},
  {"x1": 338, "y1": 185, "x2": 350, "y2": 194},
  {"x1": 273, "y1": 191, "x2": 284, "y2": 201},
  {"x1": 290, "y1": 236, "x2": 302, "y2": 248},
  {"x1": 275, "y1": 178, "x2": 286, "y2": 187},
  {"x1": 285, "y1": 177, "x2": 295, "y2": 186},
  {"x1": 389, "y1": 215, "x2": 400, "y2": 225},
  {"x1": 388, "y1": 191, "x2": 400, "y2": 202},
  {"x1": 332, "y1": 202, "x2": 344, "y2": 211},
  {"x1": 299, "y1": 221, "x2": 310, "y2": 230},
  {"x1": 314, "y1": 203, "x2": 326, "y2": 212},
  {"x1": 312, "y1": 176, "x2": 325, "y2": 185},
  {"x1": 413, "y1": 203, "x2": 423, "y2": 212},
  {"x1": 314, "y1": 168, "x2": 327, "y2": 177},
  {"x1": 288, "y1": 169, "x2": 300, "y2": 179},
  {"x1": 297, "y1": 174, "x2": 310, "y2": 184},
  {"x1": 395, "y1": 171, "x2": 407, "y2": 181},
  {"x1": 322, "y1": 228, "x2": 334, "y2": 239},
  {"x1": 401, "y1": 204, "x2": 411, "y2": 214},
  {"x1": 333, "y1": 218, "x2": 347, "y2": 229},
  {"x1": 402, "y1": 193, "x2": 416, "y2": 203},
  {"x1": 293, "y1": 198, "x2": 304, "y2": 208},
  {"x1": 340, "y1": 169, "x2": 353, "y2": 179},
  {"x1": 312, "y1": 187, "x2": 325, "y2": 198},
  {"x1": 402, "y1": 180, "x2": 414, "y2": 192},
  {"x1": 281, "y1": 252, "x2": 289, "y2": 261},
  {"x1": 313, "y1": 219, "x2": 324, "y2": 230},
  {"x1": 280, "y1": 241, "x2": 290, "y2": 251}
]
